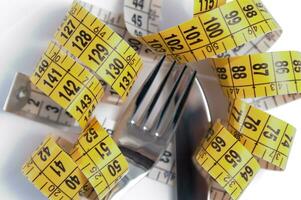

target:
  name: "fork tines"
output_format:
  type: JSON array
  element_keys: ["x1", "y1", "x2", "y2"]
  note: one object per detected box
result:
[{"x1": 131, "y1": 56, "x2": 196, "y2": 140}]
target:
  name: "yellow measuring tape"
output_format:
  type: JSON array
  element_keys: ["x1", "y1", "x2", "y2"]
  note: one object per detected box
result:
[
  {"x1": 212, "y1": 51, "x2": 301, "y2": 98},
  {"x1": 194, "y1": 50, "x2": 299, "y2": 199},
  {"x1": 22, "y1": 136, "x2": 87, "y2": 200},
  {"x1": 124, "y1": 0, "x2": 281, "y2": 63},
  {"x1": 227, "y1": 98, "x2": 295, "y2": 169},
  {"x1": 23, "y1": 0, "x2": 143, "y2": 199},
  {"x1": 122, "y1": 0, "x2": 297, "y2": 199},
  {"x1": 21, "y1": 0, "x2": 298, "y2": 199},
  {"x1": 70, "y1": 118, "x2": 128, "y2": 198},
  {"x1": 194, "y1": 121, "x2": 261, "y2": 199},
  {"x1": 22, "y1": 117, "x2": 128, "y2": 200},
  {"x1": 31, "y1": 0, "x2": 144, "y2": 129},
  {"x1": 54, "y1": 1, "x2": 143, "y2": 99},
  {"x1": 30, "y1": 42, "x2": 104, "y2": 128}
]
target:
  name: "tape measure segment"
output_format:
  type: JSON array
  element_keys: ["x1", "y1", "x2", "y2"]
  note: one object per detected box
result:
[
  {"x1": 55, "y1": 1, "x2": 143, "y2": 99},
  {"x1": 227, "y1": 99, "x2": 296, "y2": 169},
  {"x1": 22, "y1": 136, "x2": 87, "y2": 200},
  {"x1": 212, "y1": 51, "x2": 301, "y2": 99},
  {"x1": 71, "y1": 118, "x2": 128, "y2": 199},
  {"x1": 30, "y1": 42, "x2": 104, "y2": 128},
  {"x1": 194, "y1": 121, "x2": 260, "y2": 200},
  {"x1": 125, "y1": 0, "x2": 282, "y2": 63}
]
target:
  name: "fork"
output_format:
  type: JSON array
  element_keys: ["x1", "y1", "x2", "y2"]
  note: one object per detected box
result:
[{"x1": 103, "y1": 56, "x2": 197, "y2": 199}]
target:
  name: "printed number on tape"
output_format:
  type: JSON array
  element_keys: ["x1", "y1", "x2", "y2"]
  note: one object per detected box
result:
[
  {"x1": 22, "y1": 118, "x2": 128, "y2": 200},
  {"x1": 16, "y1": 0, "x2": 299, "y2": 199}
]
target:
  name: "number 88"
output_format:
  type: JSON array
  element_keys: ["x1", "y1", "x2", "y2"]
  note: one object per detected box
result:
[{"x1": 232, "y1": 66, "x2": 247, "y2": 79}]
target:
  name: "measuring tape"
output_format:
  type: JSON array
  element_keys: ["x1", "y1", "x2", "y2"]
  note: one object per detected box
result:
[
  {"x1": 4, "y1": 72, "x2": 176, "y2": 188},
  {"x1": 212, "y1": 51, "x2": 301, "y2": 99},
  {"x1": 30, "y1": 0, "x2": 145, "y2": 129},
  {"x1": 194, "y1": 121, "x2": 261, "y2": 200},
  {"x1": 147, "y1": 141, "x2": 176, "y2": 185},
  {"x1": 227, "y1": 98, "x2": 295, "y2": 169},
  {"x1": 122, "y1": 0, "x2": 297, "y2": 199},
  {"x1": 22, "y1": 117, "x2": 128, "y2": 200},
  {"x1": 53, "y1": 3, "x2": 144, "y2": 100},
  {"x1": 30, "y1": 41, "x2": 104, "y2": 129},
  {"x1": 22, "y1": 136, "x2": 88, "y2": 200},
  {"x1": 70, "y1": 117, "x2": 128, "y2": 199},
  {"x1": 4, "y1": 73, "x2": 77, "y2": 128},
  {"x1": 193, "y1": 51, "x2": 300, "y2": 199},
  {"x1": 246, "y1": 93, "x2": 301, "y2": 110},
  {"x1": 21, "y1": 0, "x2": 150, "y2": 199},
  {"x1": 6, "y1": 0, "x2": 297, "y2": 199},
  {"x1": 124, "y1": 0, "x2": 282, "y2": 63}
]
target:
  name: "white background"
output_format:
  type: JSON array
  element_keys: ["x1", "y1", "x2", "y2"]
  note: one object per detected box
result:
[{"x1": 0, "y1": 0, "x2": 301, "y2": 200}]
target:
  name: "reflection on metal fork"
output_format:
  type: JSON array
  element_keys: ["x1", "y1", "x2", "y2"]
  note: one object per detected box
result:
[{"x1": 104, "y1": 56, "x2": 196, "y2": 199}]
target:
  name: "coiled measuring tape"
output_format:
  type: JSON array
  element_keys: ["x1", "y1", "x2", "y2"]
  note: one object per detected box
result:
[
  {"x1": 26, "y1": 0, "x2": 145, "y2": 129},
  {"x1": 54, "y1": 1, "x2": 143, "y2": 100},
  {"x1": 22, "y1": 136, "x2": 88, "y2": 200},
  {"x1": 122, "y1": 0, "x2": 297, "y2": 199},
  {"x1": 31, "y1": 41, "x2": 104, "y2": 129},
  {"x1": 22, "y1": 118, "x2": 128, "y2": 200},
  {"x1": 124, "y1": 0, "x2": 281, "y2": 62},
  {"x1": 194, "y1": 121, "x2": 261, "y2": 200},
  {"x1": 32, "y1": 0, "x2": 144, "y2": 129},
  {"x1": 20, "y1": 0, "x2": 150, "y2": 199},
  {"x1": 4, "y1": 0, "x2": 297, "y2": 199},
  {"x1": 4, "y1": 72, "x2": 176, "y2": 186},
  {"x1": 70, "y1": 117, "x2": 128, "y2": 198}
]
